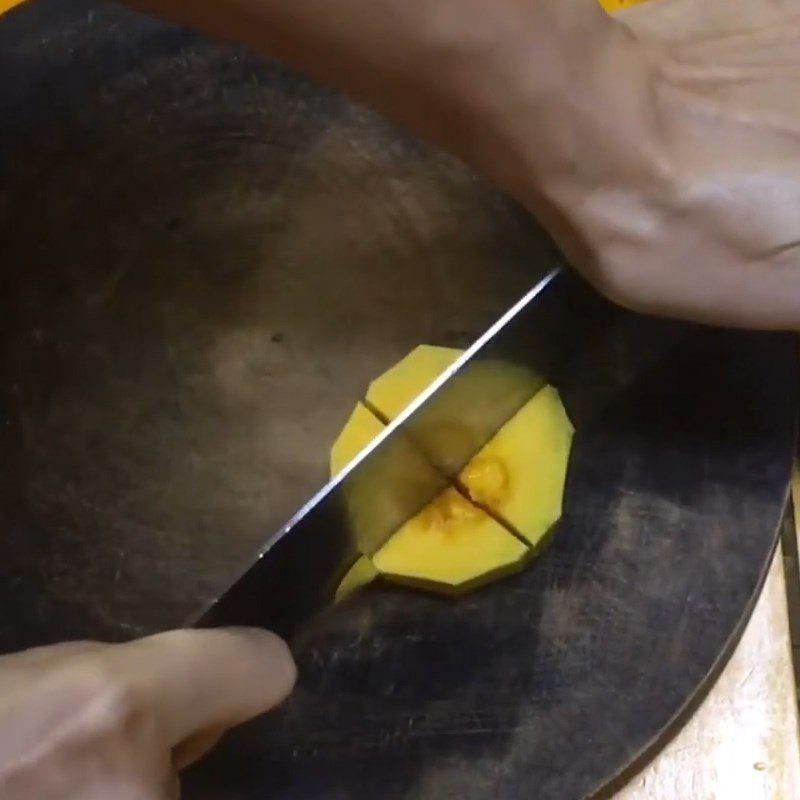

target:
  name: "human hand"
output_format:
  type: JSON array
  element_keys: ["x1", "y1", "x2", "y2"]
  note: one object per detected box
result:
[
  {"x1": 509, "y1": 0, "x2": 800, "y2": 328},
  {"x1": 0, "y1": 629, "x2": 296, "y2": 799}
]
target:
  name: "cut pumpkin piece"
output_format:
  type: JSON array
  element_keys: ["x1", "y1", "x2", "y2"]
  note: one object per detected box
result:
[
  {"x1": 460, "y1": 386, "x2": 573, "y2": 548},
  {"x1": 372, "y1": 487, "x2": 529, "y2": 593},
  {"x1": 366, "y1": 345, "x2": 461, "y2": 421},
  {"x1": 363, "y1": 344, "x2": 574, "y2": 549},
  {"x1": 329, "y1": 344, "x2": 573, "y2": 597},
  {"x1": 368, "y1": 345, "x2": 544, "y2": 477},
  {"x1": 330, "y1": 403, "x2": 385, "y2": 477},
  {"x1": 332, "y1": 402, "x2": 450, "y2": 554},
  {"x1": 335, "y1": 555, "x2": 380, "y2": 602}
]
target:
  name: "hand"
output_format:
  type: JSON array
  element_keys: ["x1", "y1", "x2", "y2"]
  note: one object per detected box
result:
[
  {"x1": 0, "y1": 629, "x2": 296, "y2": 799},
  {"x1": 511, "y1": 0, "x2": 800, "y2": 328}
]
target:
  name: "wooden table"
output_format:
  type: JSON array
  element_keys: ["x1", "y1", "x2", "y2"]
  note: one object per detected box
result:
[{"x1": 612, "y1": 471, "x2": 800, "y2": 798}]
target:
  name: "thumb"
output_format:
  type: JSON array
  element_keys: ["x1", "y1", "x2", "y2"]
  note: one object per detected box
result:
[{"x1": 106, "y1": 628, "x2": 296, "y2": 746}]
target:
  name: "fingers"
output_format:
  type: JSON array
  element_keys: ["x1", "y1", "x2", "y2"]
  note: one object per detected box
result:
[
  {"x1": 107, "y1": 628, "x2": 296, "y2": 745},
  {"x1": 0, "y1": 628, "x2": 295, "y2": 783},
  {"x1": 0, "y1": 641, "x2": 107, "y2": 669}
]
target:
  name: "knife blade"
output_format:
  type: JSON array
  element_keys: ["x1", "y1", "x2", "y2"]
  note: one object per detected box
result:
[{"x1": 193, "y1": 266, "x2": 610, "y2": 638}]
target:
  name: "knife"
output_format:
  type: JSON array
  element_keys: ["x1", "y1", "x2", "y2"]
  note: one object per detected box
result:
[{"x1": 193, "y1": 266, "x2": 609, "y2": 639}]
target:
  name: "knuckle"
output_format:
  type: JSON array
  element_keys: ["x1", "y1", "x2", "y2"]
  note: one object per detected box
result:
[{"x1": 72, "y1": 661, "x2": 150, "y2": 737}]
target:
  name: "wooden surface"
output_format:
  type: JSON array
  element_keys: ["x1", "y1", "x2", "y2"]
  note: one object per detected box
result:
[{"x1": 613, "y1": 487, "x2": 800, "y2": 799}]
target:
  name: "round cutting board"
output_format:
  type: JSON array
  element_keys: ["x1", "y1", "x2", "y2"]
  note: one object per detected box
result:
[{"x1": 0, "y1": 4, "x2": 797, "y2": 799}]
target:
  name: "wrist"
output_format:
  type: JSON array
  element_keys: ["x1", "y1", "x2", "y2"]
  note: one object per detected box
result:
[{"x1": 469, "y1": 15, "x2": 664, "y2": 268}]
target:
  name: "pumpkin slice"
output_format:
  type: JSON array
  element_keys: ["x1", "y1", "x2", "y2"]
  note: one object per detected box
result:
[
  {"x1": 329, "y1": 344, "x2": 572, "y2": 597},
  {"x1": 372, "y1": 487, "x2": 529, "y2": 594},
  {"x1": 335, "y1": 555, "x2": 381, "y2": 602},
  {"x1": 365, "y1": 345, "x2": 574, "y2": 548},
  {"x1": 330, "y1": 402, "x2": 385, "y2": 477},
  {"x1": 365, "y1": 345, "x2": 461, "y2": 421},
  {"x1": 460, "y1": 386, "x2": 573, "y2": 548},
  {"x1": 329, "y1": 398, "x2": 529, "y2": 596},
  {"x1": 331, "y1": 401, "x2": 450, "y2": 556},
  {"x1": 367, "y1": 345, "x2": 543, "y2": 477}
]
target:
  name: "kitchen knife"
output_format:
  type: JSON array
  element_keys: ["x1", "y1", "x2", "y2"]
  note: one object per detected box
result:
[{"x1": 194, "y1": 266, "x2": 609, "y2": 638}]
